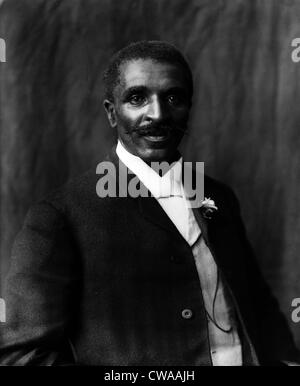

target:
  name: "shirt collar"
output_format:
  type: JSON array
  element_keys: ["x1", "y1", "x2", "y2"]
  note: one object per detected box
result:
[{"x1": 116, "y1": 140, "x2": 183, "y2": 198}]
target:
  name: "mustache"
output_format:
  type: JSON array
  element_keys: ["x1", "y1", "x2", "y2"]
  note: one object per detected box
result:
[{"x1": 129, "y1": 123, "x2": 188, "y2": 136}]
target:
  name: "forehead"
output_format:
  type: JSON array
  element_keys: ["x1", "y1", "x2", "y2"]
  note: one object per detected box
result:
[{"x1": 117, "y1": 58, "x2": 189, "y2": 92}]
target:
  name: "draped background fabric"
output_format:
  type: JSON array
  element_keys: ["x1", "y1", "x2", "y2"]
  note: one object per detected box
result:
[{"x1": 1, "y1": 0, "x2": 300, "y2": 347}]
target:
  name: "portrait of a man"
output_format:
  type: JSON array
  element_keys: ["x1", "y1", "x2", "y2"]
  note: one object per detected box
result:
[{"x1": 0, "y1": 0, "x2": 300, "y2": 367}]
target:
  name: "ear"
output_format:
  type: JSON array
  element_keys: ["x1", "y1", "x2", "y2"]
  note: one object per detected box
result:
[{"x1": 103, "y1": 99, "x2": 117, "y2": 128}]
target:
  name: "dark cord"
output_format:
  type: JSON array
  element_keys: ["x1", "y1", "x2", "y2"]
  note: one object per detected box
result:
[{"x1": 205, "y1": 269, "x2": 233, "y2": 334}]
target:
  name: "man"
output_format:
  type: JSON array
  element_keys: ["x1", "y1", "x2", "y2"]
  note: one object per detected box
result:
[{"x1": 0, "y1": 40, "x2": 299, "y2": 366}]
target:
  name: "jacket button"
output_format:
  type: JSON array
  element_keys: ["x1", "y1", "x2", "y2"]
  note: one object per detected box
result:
[{"x1": 181, "y1": 309, "x2": 193, "y2": 319}]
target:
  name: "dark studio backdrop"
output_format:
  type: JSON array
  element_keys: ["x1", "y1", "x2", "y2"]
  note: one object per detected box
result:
[{"x1": 1, "y1": 0, "x2": 300, "y2": 349}]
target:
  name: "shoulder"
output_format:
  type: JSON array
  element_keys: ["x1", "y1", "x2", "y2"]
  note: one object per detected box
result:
[
  {"x1": 40, "y1": 165, "x2": 101, "y2": 214},
  {"x1": 18, "y1": 166, "x2": 99, "y2": 234},
  {"x1": 187, "y1": 163, "x2": 240, "y2": 212},
  {"x1": 20, "y1": 166, "x2": 101, "y2": 242},
  {"x1": 203, "y1": 174, "x2": 241, "y2": 216}
]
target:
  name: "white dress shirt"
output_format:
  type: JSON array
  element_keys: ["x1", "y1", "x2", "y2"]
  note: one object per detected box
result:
[{"x1": 116, "y1": 140, "x2": 242, "y2": 366}]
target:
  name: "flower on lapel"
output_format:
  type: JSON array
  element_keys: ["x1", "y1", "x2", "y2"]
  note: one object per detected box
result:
[{"x1": 200, "y1": 197, "x2": 218, "y2": 220}]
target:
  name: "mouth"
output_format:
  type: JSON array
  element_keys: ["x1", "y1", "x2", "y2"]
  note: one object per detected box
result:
[
  {"x1": 139, "y1": 128, "x2": 171, "y2": 143},
  {"x1": 143, "y1": 134, "x2": 170, "y2": 143}
]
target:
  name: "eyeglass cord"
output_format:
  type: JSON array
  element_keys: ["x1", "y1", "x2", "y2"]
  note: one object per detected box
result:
[{"x1": 205, "y1": 269, "x2": 233, "y2": 334}]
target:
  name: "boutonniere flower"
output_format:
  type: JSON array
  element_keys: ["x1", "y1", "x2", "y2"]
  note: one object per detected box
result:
[{"x1": 200, "y1": 197, "x2": 218, "y2": 220}]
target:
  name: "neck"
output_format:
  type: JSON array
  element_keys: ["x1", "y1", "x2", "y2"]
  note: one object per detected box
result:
[
  {"x1": 117, "y1": 139, "x2": 181, "y2": 167},
  {"x1": 144, "y1": 152, "x2": 181, "y2": 166}
]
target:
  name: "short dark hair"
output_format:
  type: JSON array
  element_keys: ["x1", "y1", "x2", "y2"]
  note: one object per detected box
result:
[{"x1": 103, "y1": 40, "x2": 193, "y2": 101}]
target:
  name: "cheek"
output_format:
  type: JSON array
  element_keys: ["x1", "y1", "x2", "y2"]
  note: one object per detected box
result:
[
  {"x1": 174, "y1": 107, "x2": 190, "y2": 121},
  {"x1": 174, "y1": 112, "x2": 190, "y2": 129},
  {"x1": 118, "y1": 106, "x2": 145, "y2": 126}
]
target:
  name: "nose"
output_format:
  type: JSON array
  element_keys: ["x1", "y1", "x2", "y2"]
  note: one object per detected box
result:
[{"x1": 145, "y1": 95, "x2": 164, "y2": 122}]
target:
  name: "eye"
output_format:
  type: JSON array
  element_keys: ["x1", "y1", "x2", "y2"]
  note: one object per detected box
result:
[
  {"x1": 128, "y1": 94, "x2": 147, "y2": 106},
  {"x1": 167, "y1": 94, "x2": 183, "y2": 106}
]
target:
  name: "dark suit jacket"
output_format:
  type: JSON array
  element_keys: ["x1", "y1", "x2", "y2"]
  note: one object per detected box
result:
[{"x1": 0, "y1": 148, "x2": 299, "y2": 365}]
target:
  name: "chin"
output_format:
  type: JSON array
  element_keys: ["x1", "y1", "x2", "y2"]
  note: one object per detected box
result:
[{"x1": 138, "y1": 148, "x2": 175, "y2": 163}]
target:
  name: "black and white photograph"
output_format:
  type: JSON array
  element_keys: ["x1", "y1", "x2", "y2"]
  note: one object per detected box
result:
[{"x1": 0, "y1": 0, "x2": 300, "y2": 369}]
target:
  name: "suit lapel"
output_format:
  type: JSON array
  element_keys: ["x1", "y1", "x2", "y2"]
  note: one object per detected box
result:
[
  {"x1": 137, "y1": 195, "x2": 184, "y2": 237},
  {"x1": 106, "y1": 146, "x2": 184, "y2": 238},
  {"x1": 105, "y1": 146, "x2": 226, "y2": 246},
  {"x1": 192, "y1": 207, "x2": 210, "y2": 245}
]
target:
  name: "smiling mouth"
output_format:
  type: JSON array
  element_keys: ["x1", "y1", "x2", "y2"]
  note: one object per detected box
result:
[{"x1": 143, "y1": 134, "x2": 169, "y2": 142}]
